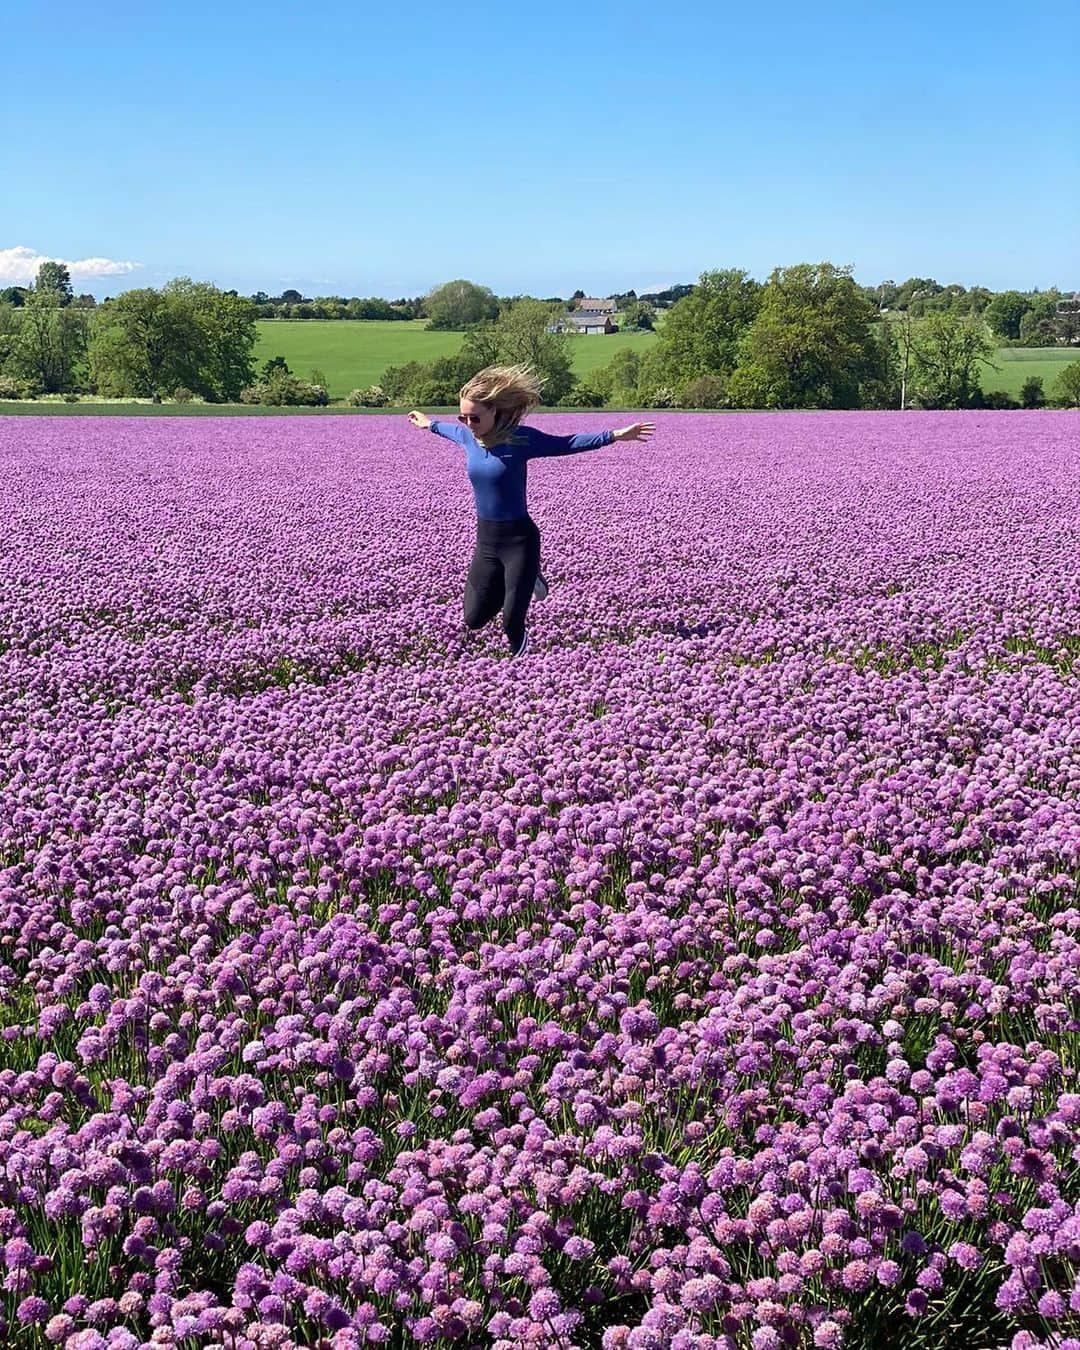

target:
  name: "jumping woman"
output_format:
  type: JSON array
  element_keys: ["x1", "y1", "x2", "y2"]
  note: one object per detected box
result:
[{"x1": 408, "y1": 363, "x2": 655, "y2": 659}]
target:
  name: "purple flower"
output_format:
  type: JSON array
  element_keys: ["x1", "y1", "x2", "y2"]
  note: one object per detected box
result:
[
  {"x1": 1, "y1": 410, "x2": 1078, "y2": 1341},
  {"x1": 876, "y1": 1260, "x2": 902, "y2": 1287},
  {"x1": 16, "y1": 1296, "x2": 50, "y2": 1325},
  {"x1": 947, "y1": 1243, "x2": 982, "y2": 1271},
  {"x1": 1037, "y1": 1291, "x2": 1066, "y2": 1319},
  {"x1": 44, "y1": 1314, "x2": 75, "y2": 1343},
  {"x1": 996, "y1": 1279, "x2": 1030, "y2": 1313}
]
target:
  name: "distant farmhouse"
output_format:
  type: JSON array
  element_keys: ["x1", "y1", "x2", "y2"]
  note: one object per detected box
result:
[{"x1": 548, "y1": 297, "x2": 619, "y2": 335}]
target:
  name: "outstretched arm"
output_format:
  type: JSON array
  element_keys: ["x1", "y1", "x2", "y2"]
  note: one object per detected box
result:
[
  {"x1": 611, "y1": 422, "x2": 656, "y2": 443},
  {"x1": 408, "y1": 410, "x2": 465, "y2": 445},
  {"x1": 521, "y1": 421, "x2": 655, "y2": 459}
]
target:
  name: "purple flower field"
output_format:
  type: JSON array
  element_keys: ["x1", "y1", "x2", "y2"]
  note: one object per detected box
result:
[{"x1": 0, "y1": 410, "x2": 1078, "y2": 1350}]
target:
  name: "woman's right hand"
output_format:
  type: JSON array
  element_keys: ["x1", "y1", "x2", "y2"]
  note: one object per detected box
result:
[{"x1": 408, "y1": 410, "x2": 431, "y2": 429}]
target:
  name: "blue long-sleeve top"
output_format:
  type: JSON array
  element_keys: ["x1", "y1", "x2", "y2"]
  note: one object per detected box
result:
[{"x1": 429, "y1": 419, "x2": 615, "y2": 521}]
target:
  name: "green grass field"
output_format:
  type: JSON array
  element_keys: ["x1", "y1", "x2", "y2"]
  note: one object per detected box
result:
[
  {"x1": 2, "y1": 320, "x2": 1074, "y2": 414},
  {"x1": 977, "y1": 346, "x2": 1078, "y2": 400},
  {"x1": 253, "y1": 320, "x2": 1073, "y2": 403},
  {"x1": 252, "y1": 320, "x2": 659, "y2": 398}
]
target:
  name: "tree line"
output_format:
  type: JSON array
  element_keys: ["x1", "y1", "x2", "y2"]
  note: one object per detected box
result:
[
  {"x1": 6, "y1": 271, "x2": 1073, "y2": 345},
  {"x1": 361, "y1": 267, "x2": 1080, "y2": 412},
  {"x1": 2, "y1": 262, "x2": 1078, "y2": 409}
]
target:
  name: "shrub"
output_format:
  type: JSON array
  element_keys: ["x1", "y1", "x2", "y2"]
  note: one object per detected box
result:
[
  {"x1": 679, "y1": 374, "x2": 728, "y2": 409},
  {"x1": 379, "y1": 362, "x2": 428, "y2": 403},
  {"x1": 301, "y1": 380, "x2": 328, "y2": 406},
  {"x1": 973, "y1": 390, "x2": 1019, "y2": 410},
  {"x1": 411, "y1": 378, "x2": 459, "y2": 406},
  {"x1": 594, "y1": 350, "x2": 641, "y2": 407},
  {"x1": 1019, "y1": 376, "x2": 1046, "y2": 409},
  {"x1": 173, "y1": 386, "x2": 195, "y2": 404},
  {"x1": 377, "y1": 354, "x2": 477, "y2": 407},
  {"x1": 62, "y1": 392, "x2": 80, "y2": 403},
  {"x1": 4, "y1": 374, "x2": 43, "y2": 399},
  {"x1": 345, "y1": 386, "x2": 389, "y2": 407},
  {"x1": 640, "y1": 386, "x2": 677, "y2": 409},
  {"x1": 285, "y1": 378, "x2": 329, "y2": 407},
  {"x1": 1051, "y1": 360, "x2": 1080, "y2": 408},
  {"x1": 558, "y1": 383, "x2": 607, "y2": 408},
  {"x1": 240, "y1": 371, "x2": 331, "y2": 406}
]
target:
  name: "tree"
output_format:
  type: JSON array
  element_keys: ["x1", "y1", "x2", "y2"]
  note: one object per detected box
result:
[
  {"x1": 962, "y1": 286, "x2": 994, "y2": 316},
  {"x1": 634, "y1": 346, "x2": 672, "y2": 407},
  {"x1": 895, "y1": 278, "x2": 942, "y2": 311},
  {"x1": 648, "y1": 269, "x2": 761, "y2": 387},
  {"x1": 640, "y1": 283, "x2": 694, "y2": 308},
  {"x1": 461, "y1": 299, "x2": 575, "y2": 404},
  {"x1": 390, "y1": 296, "x2": 426, "y2": 320},
  {"x1": 1017, "y1": 294, "x2": 1061, "y2": 347},
  {"x1": 424, "y1": 279, "x2": 499, "y2": 330},
  {"x1": 0, "y1": 302, "x2": 21, "y2": 372},
  {"x1": 162, "y1": 277, "x2": 258, "y2": 401},
  {"x1": 592, "y1": 349, "x2": 643, "y2": 405},
  {"x1": 892, "y1": 310, "x2": 919, "y2": 411},
  {"x1": 87, "y1": 287, "x2": 202, "y2": 397},
  {"x1": 859, "y1": 321, "x2": 901, "y2": 410},
  {"x1": 1018, "y1": 310, "x2": 1059, "y2": 347},
  {"x1": 728, "y1": 262, "x2": 882, "y2": 409},
  {"x1": 985, "y1": 290, "x2": 1032, "y2": 341},
  {"x1": 36, "y1": 261, "x2": 74, "y2": 306},
  {"x1": 384, "y1": 299, "x2": 575, "y2": 406},
  {"x1": 346, "y1": 296, "x2": 401, "y2": 320},
  {"x1": 7, "y1": 287, "x2": 89, "y2": 392},
  {"x1": 909, "y1": 312, "x2": 995, "y2": 408},
  {"x1": 313, "y1": 296, "x2": 346, "y2": 319},
  {"x1": 1052, "y1": 361, "x2": 1080, "y2": 408},
  {"x1": 619, "y1": 299, "x2": 655, "y2": 331},
  {"x1": 919, "y1": 283, "x2": 968, "y2": 314}
]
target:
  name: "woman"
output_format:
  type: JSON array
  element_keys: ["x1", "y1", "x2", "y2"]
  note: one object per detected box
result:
[{"x1": 408, "y1": 363, "x2": 654, "y2": 659}]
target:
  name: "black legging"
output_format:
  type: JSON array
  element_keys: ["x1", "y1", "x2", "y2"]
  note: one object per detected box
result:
[{"x1": 464, "y1": 515, "x2": 540, "y2": 652}]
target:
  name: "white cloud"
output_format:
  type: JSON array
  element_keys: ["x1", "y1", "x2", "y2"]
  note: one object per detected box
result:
[{"x1": 0, "y1": 245, "x2": 141, "y2": 285}]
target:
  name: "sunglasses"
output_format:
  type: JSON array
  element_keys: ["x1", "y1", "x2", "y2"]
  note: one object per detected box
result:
[{"x1": 457, "y1": 412, "x2": 488, "y2": 425}]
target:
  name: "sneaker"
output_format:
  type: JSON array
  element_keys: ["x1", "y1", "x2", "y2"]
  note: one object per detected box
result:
[
  {"x1": 511, "y1": 628, "x2": 529, "y2": 659},
  {"x1": 532, "y1": 572, "x2": 549, "y2": 601}
]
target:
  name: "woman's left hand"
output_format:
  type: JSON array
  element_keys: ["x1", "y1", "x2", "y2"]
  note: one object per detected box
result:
[{"x1": 612, "y1": 422, "x2": 656, "y2": 442}]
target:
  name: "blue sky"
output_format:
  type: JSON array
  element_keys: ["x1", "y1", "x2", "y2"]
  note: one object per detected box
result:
[{"x1": 4, "y1": 0, "x2": 1078, "y2": 300}]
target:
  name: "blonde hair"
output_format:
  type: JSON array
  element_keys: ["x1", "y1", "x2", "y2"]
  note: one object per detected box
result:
[{"x1": 459, "y1": 363, "x2": 543, "y2": 448}]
